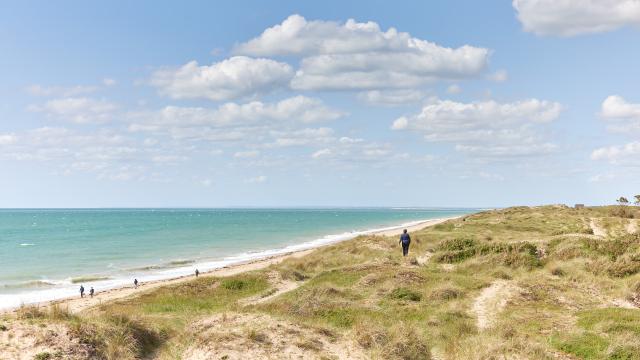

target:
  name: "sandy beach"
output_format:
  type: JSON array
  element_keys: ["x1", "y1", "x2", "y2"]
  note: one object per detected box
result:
[{"x1": 16, "y1": 216, "x2": 457, "y2": 314}]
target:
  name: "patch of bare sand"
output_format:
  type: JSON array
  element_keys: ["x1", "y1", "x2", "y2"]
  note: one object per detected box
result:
[
  {"x1": 472, "y1": 280, "x2": 520, "y2": 330},
  {"x1": 183, "y1": 313, "x2": 367, "y2": 360},
  {"x1": 241, "y1": 272, "x2": 302, "y2": 306},
  {"x1": 416, "y1": 251, "x2": 433, "y2": 265},
  {"x1": 590, "y1": 219, "x2": 607, "y2": 237},
  {"x1": 0, "y1": 321, "x2": 92, "y2": 360},
  {"x1": 626, "y1": 219, "x2": 638, "y2": 234}
]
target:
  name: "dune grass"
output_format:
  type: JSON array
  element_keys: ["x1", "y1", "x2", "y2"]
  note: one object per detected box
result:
[{"x1": 4, "y1": 205, "x2": 640, "y2": 359}]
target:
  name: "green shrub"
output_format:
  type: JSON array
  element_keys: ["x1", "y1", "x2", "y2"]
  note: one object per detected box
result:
[
  {"x1": 34, "y1": 353, "x2": 52, "y2": 360},
  {"x1": 389, "y1": 287, "x2": 422, "y2": 302},
  {"x1": 221, "y1": 279, "x2": 248, "y2": 290},
  {"x1": 429, "y1": 287, "x2": 464, "y2": 301}
]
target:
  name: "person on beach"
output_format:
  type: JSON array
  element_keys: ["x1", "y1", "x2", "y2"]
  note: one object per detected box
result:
[
  {"x1": 399, "y1": 229, "x2": 411, "y2": 257},
  {"x1": 134, "y1": 278, "x2": 139, "y2": 289},
  {"x1": 79, "y1": 285, "x2": 85, "y2": 298},
  {"x1": 195, "y1": 269, "x2": 199, "y2": 277},
  {"x1": 89, "y1": 287, "x2": 95, "y2": 298}
]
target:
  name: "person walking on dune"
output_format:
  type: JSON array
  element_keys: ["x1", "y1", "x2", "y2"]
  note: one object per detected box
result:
[
  {"x1": 134, "y1": 278, "x2": 139, "y2": 289},
  {"x1": 79, "y1": 285, "x2": 85, "y2": 298},
  {"x1": 89, "y1": 287, "x2": 95, "y2": 298},
  {"x1": 195, "y1": 269, "x2": 199, "y2": 277},
  {"x1": 399, "y1": 229, "x2": 411, "y2": 257}
]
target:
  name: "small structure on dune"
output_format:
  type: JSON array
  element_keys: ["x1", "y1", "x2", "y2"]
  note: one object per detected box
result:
[{"x1": 575, "y1": 204, "x2": 585, "y2": 209}]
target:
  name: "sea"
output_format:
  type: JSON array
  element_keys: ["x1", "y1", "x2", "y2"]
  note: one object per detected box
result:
[{"x1": 0, "y1": 208, "x2": 475, "y2": 309}]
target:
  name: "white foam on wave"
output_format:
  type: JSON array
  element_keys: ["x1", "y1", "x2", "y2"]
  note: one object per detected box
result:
[
  {"x1": 0, "y1": 217, "x2": 448, "y2": 310},
  {"x1": 19, "y1": 243, "x2": 36, "y2": 246}
]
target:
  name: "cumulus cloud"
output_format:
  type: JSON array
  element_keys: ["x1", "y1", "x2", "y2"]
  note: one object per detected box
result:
[
  {"x1": 245, "y1": 175, "x2": 267, "y2": 183},
  {"x1": 234, "y1": 14, "x2": 489, "y2": 90},
  {"x1": 0, "y1": 134, "x2": 17, "y2": 146},
  {"x1": 26, "y1": 84, "x2": 99, "y2": 97},
  {"x1": 600, "y1": 95, "x2": 640, "y2": 133},
  {"x1": 446, "y1": 84, "x2": 462, "y2": 94},
  {"x1": 590, "y1": 96, "x2": 640, "y2": 167},
  {"x1": 357, "y1": 89, "x2": 425, "y2": 106},
  {"x1": 311, "y1": 148, "x2": 333, "y2": 159},
  {"x1": 393, "y1": 98, "x2": 563, "y2": 158},
  {"x1": 487, "y1": 69, "x2": 508, "y2": 82},
  {"x1": 127, "y1": 96, "x2": 343, "y2": 143},
  {"x1": 266, "y1": 127, "x2": 335, "y2": 148},
  {"x1": 513, "y1": 0, "x2": 640, "y2": 36},
  {"x1": 234, "y1": 150, "x2": 260, "y2": 158},
  {"x1": 591, "y1": 141, "x2": 640, "y2": 165},
  {"x1": 29, "y1": 97, "x2": 118, "y2": 124},
  {"x1": 150, "y1": 56, "x2": 294, "y2": 101}
]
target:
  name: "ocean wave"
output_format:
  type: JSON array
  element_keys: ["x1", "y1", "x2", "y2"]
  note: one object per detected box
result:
[
  {"x1": 19, "y1": 243, "x2": 36, "y2": 246},
  {"x1": 70, "y1": 276, "x2": 112, "y2": 284},
  {"x1": 1, "y1": 280, "x2": 57, "y2": 289},
  {"x1": 127, "y1": 259, "x2": 196, "y2": 272}
]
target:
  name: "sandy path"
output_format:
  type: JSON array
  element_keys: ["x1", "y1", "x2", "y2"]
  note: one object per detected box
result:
[
  {"x1": 11, "y1": 216, "x2": 458, "y2": 314},
  {"x1": 240, "y1": 271, "x2": 302, "y2": 306},
  {"x1": 472, "y1": 280, "x2": 519, "y2": 330},
  {"x1": 590, "y1": 219, "x2": 607, "y2": 237}
]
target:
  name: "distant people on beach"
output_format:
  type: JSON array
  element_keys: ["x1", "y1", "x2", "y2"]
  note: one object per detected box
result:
[
  {"x1": 399, "y1": 229, "x2": 411, "y2": 257},
  {"x1": 195, "y1": 269, "x2": 199, "y2": 277},
  {"x1": 80, "y1": 285, "x2": 85, "y2": 298},
  {"x1": 89, "y1": 287, "x2": 95, "y2": 298},
  {"x1": 134, "y1": 279, "x2": 139, "y2": 289}
]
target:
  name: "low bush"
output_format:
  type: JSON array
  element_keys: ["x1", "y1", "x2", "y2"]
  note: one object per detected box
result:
[
  {"x1": 221, "y1": 279, "x2": 249, "y2": 290},
  {"x1": 16, "y1": 305, "x2": 45, "y2": 320},
  {"x1": 429, "y1": 286, "x2": 464, "y2": 301},
  {"x1": 389, "y1": 287, "x2": 422, "y2": 302}
]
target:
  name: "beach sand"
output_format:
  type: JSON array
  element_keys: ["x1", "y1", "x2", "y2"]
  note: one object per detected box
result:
[{"x1": 13, "y1": 216, "x2": 457, "y2": 314}]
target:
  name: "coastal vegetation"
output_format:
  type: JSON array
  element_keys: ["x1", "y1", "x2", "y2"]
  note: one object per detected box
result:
[{"x1": 2, "y1": 205, "x2": 640, "y2": 359}]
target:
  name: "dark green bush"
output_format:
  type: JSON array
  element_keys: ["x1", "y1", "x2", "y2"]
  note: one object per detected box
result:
[{"x1": 389, "y1": 287, "x2": 422, "y2": 302}]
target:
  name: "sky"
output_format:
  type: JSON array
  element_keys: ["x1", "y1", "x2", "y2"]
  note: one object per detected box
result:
[{"x1": 0, "y1": 0, "x2": 639, "y2": 208}]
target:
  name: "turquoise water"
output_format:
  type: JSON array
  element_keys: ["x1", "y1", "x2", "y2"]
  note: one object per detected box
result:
[{"x1": 0, "y1": 208, "x2": 474, "y2": 308}]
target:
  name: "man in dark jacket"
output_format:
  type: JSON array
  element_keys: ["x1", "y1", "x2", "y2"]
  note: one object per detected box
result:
[{"x1": 399, "y1": 229, "x2": 411, "y2": 257}]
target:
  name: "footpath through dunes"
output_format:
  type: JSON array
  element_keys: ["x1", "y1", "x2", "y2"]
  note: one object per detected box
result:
[
  {"x1": 471, "y1": 280, "x2": 520, "y2": 330},
  {"x1": 3, "y1": 205, "x2": 640, "y2": 360}
]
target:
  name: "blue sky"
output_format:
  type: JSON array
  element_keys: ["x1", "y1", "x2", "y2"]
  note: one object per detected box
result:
[{"x1": 1, "y1": 0, "x2": 639, "y2": 207}]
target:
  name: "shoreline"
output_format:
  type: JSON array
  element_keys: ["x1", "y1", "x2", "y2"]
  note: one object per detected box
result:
[{"x1": 4, "y1": 216, "x2": 459, "y2": 314}]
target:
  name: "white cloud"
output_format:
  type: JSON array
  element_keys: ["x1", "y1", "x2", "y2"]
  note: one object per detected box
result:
[
  {"x1": 0, "y1": 134, "x2": 17, "y2": 145},
  {"x1": 588, "y1": 173, "x2": 616, "y2": 182},
  {"x1": 601, "y1": 96, "x2": 640, "y2": 132},
  {"x1": 245, "y1": 175, "x2": 267, "y2": 183},
  {"x1": 235, "y1": 14, "x2": 489, "y2": 90},
  {"x1": 30, "y1": 97, "x2": 118, "y2": 124},
  {"x1": 234, "y1": 150, "x2": 260, "y2": 158},
  {"x1": 339, "y1": 136, "x2": 363, "y2": 144},
  {"x1": 151, "y1": 155, "x2": 188, "y2": 163},
  {"x1": 358, "y1": 89, "x2": 425, "y2": 106},
  {"x1": 513, "y1": 0, "x2": 640, "y2": 36},
  {"x1": 150, "y1": 56, "x2": 294, "y2": 101},
  {"x1": 103, "y1": 78, "x2": 117, "y2": 86},
  {"x1": 446, "y1": 84, "x2": 462, "y2": 94},
  {"x1": 127, "y1": 96, "x2": 343, "y2": 144},
  {"x1": 393, "y1": 98, "x2": 563, "y2": 159},
  {"x1": 27, "y1": 84, "x2": 99, "y2": 97},
  {"x1": 311, "y1": 148, "x2": 333, "y2": 159},
  {"x1": 591, "y1": 141, "x2": 640, "y2": 165},
  {"x1": 267, "y1": 127, "x2": 335, "y2": 148},
  {"x1": 487, "y1": 69, "x2": 508, "y2": 82}
]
